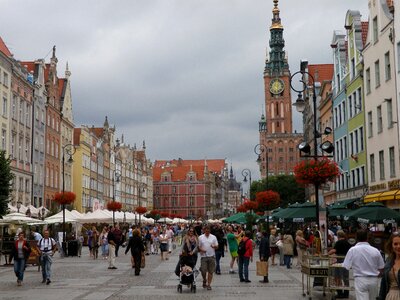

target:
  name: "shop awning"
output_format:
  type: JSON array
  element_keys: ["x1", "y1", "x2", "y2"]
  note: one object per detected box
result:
[{"x1": 364, "y1": 190, "x2": 400, "y2": 203}]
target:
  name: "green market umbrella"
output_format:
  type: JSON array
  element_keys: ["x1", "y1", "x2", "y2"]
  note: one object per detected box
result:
[
  {"x1": 223, "y1": 212, "x2": 260, "y2": 224},
  {"x1": 222, "y1": 212, "x2": 246, "y2": 223},
  {"x1": 272, "y1": 202, "x2": 304, "y2": 221},
  {"x1": 343, "y1": 202, "x2": 400, "y2": 224},
  {"x1": 284, "y1": 201, "x2": 317, "y2": 222}
]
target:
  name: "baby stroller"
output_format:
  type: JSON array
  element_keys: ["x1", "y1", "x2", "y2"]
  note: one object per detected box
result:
[{"x1": 176, "y1": 254, "x2": 198, "y2": 293}]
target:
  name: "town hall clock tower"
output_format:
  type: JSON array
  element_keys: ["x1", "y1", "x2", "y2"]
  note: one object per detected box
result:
[{"x1": 258, "y1": 0, "x2": 303, "y2": 179}]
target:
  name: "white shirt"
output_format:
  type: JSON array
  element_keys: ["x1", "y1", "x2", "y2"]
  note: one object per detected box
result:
[
  {"x1": 343, "y1": 242, "x2": 384, "y2": 277},
  {"x1": 198, "y1": 233, "x2": 218, "y2": 257}
]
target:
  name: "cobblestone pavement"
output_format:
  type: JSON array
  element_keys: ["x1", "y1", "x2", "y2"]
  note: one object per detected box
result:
[{"x1": 0, "y1": 246, "x2": 355, "y2": 300}]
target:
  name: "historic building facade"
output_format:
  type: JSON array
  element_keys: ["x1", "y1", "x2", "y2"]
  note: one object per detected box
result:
[
  {"x1": 23, "y1": 59, "x2": 47, "y2": 207},
  {"x1": 0, "y1": 37, "x2": 12, "y2": 155},
  {"x1": 153, "y1": 159, "x2": 228, "y2": 219},
  {"x1": 258, "y1": 0, "x2": 302, "y2": 179},
  {"x1": 44, "y1": 47, "x2": 62, "y2": 209},
  {"x1": 363, "y1": 0, "x2": 399, "y2": 208}
]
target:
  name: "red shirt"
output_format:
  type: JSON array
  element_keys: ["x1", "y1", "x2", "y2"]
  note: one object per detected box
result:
[{"x1": 243, "y1": 237, "x2": 253, "y2": 258}]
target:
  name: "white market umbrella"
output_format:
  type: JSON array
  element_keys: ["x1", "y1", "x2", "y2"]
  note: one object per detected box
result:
[
  {"x1": 70, "y1": 209, "x2": 85, "y2": 219},
  {"x1": 45, "y1": 210, "x2": 82, "y2": 223},
  {"x1": 2, "y1": 212, "x2": 45, "y2": 224},
  {"x1": 80, "y1": 209, "x2": 113, "y2": 223},
  {"x1": 158, "y1": 217, "x2": 173, "y2": 224},
  {"x1": 173, "y1": 218, "x2": 189, "y2": 224}
]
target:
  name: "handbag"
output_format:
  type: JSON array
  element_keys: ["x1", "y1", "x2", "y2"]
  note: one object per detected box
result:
[
  {"x1": 256, "y1": 261, "x2": 268, "y2": 276},
  {"x1": 276, "y1": 240, "x2": 283, "y2": 247}
]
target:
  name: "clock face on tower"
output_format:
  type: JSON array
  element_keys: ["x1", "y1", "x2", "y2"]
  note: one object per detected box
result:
[{"x1": 269, "y1": 78, "x2": 285, "y2": 95}]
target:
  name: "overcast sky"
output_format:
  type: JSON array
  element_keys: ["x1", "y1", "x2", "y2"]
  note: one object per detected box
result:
[{"x1": 0, "y1": 0, "x2": 368, "y2": 185}]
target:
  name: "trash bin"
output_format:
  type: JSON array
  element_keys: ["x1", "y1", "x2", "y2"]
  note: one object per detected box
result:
[{"x1": 67, "y1": 240, "x2": 78, "y2": 257}]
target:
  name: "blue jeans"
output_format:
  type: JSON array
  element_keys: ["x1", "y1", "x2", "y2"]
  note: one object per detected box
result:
[
  {"x1": 284, "y1": 255, "x2": 292, "y2": 269},
  {"x1": 238, "y1": 256, "x2": 250, "y2": 281},
  {"x1": 215, "y1": 250, "x2": 223, "y2": 273},
  {"x1": 41, "y1": 254, "x2": 53, "y2": 280},
  {"x1": 14, "y1": 258, "x2": 26, "y2": 281}
]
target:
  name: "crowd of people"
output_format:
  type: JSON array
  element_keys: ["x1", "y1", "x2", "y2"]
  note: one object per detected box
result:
[{"x1": 6, "y1": 220, "x2": 400, "y2": 300}]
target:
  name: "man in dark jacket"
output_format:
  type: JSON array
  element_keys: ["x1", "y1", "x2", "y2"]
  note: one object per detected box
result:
[
  {"x1": 259, "y1": 230, "x2": 271, "y2": 283},
  {"x1": 211, "y1": 224, "x2": 225, "y2": 275}
]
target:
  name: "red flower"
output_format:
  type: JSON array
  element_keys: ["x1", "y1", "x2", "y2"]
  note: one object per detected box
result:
[
  {"x1": 107, "y1": 201, "x2": 122, "y2": 211},
  {"x1": 294, "y1": 158, "x2": 339, "y2": 185},
  {"x1": 160, "y1": 212, "x2": 169, "y2": 218},
  {"x1": 53, "y1": 192, "x2": 76, "y2": 205},
  {"x1": 135, "y1": 206, "x2": 147, "y2": 214}
]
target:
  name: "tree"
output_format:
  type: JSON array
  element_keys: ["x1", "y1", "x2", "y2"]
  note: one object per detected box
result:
[
  {"x1": 0, "y1": 150, "x2": 14, "y2": 217},
  {"x1": 252, "y1": 175, "x2": 305, "y2": 208}
]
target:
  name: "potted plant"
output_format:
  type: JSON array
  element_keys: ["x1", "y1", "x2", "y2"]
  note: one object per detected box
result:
[{"x1": 294, "y1": 158, "x2": 339, "y2": 185}]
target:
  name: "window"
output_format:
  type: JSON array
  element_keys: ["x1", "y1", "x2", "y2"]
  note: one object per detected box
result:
[
  {"x1": 368, "y1": 111, "x2": 373, "y2": 137},
  {"x1": 373, "y1": 16, "x2": 378, "y2": 43},
  {"x1": 2, "y1": 95, "x2": 7, "y2": 116},
  {"x1": 398, "y1": 42, "x2": 400, "y2": 71},
  {"x1": 11, "y1": 133, "x2": 16, "y2": 157},
  {"x1": 370, "y1": 154, "x2": 375, "y2": 182},
  {"x1": 18, "y1": 136, "x2": 23, "y2": 160},
  {"x1": 1, "y1": 129, "x2": 6, "y2": 150},
  {"x1": 350, "y1": 132, "x2": 354, "y2": 155},
  {"x1": 357, "y1": 87, "x2": 362, "y2": 111},
  {"x1": 375, "y1": 60, "x2": 380, "y2": 87},
  {"x1": 385, "y1": 51, "x2": 391, "y2": 81},
  {"x1": 379, "y1": 150, "x2": 385, "y2": 180},
  {"x1": 351, "y1": 58, "x2": 356, "y2": 79},
  {"x1": 377, "y1": 105, "x2": 382, "y2": 133},
  {"x1": 348, "y1": 95, "x2": 353, "y2": 118},
  {"x1": 3, "y1": 72, "x2": 8, "y2": 87},
  {"x1": 366, "y1": 68, "x2": 371, "y2": 94},
  {"x1": 387, "y1": 98, "x2": 393, "y2": 128},
  {"x1": 19, "y1": 100, "x2": 24, "y2": 123},
  {"x1": 359, "y1": 127, "x2": 364, "y2": 151},
  {"x1": 172, "y1": 186, "x2": 176, "y2": 194},
  {"x1": 389, "y1": 147, "x2": 396, "y2": 177}
]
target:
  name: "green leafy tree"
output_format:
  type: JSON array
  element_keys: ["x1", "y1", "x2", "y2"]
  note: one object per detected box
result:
[
  {"x1": 0, "y1": 150, "x2": 14, "y2": 216},
  {"x1": 251, "y1": 175, "x2": 305, "y2": 208}
]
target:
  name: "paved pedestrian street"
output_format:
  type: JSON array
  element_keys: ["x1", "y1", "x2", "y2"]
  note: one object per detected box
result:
[{"x1": 0, "y1": 248, "x2": 354, "y2": 300}]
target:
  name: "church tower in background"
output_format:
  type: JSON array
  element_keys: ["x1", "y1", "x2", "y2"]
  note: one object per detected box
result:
[{"x1": 258, "y1": 0, "x2": 303, "y2": 179}]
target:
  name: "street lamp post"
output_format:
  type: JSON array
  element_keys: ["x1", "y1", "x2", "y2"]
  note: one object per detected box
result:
[
  {"x1": 112, "y1": 170, "x2": 121, "y2": 225},
  {"x1": 290, "y1": 70, "x2": 334, "y2": 229},
  {"x1": 255, "y1": 144, "x2": 271, "y2": 232},
  {"x1": 62, "y1": 143, "x2": 76, "y2": 254},
  {"x1": 241, "y1": 169, "x2": 252, "y2": 199}
]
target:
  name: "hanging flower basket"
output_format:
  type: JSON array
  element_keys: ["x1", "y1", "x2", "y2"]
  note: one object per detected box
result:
[
  {"x1": 107, "y1": 201, "x2": 122, "y2": 211},
  {"x1": 135, "y1": 206, "x2": 147, "y2": 215},
  {"x1": 53, "y1": 191, "x2": 76, "y2": 205},
  {"x1": 294, "y1": 158, "x2": 339, "y2": 185}
]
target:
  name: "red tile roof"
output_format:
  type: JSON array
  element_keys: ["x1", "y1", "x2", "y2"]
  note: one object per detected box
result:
[
  {"x1": 0, "y1": 37, "x2": 12, "y2": 57},
  {"x1": 153, "y1": 159, "x2": 226, "y2": 181},
  {"x1": 73, "y1": 128, "x2": 81, "y2": 145},
  {"x1": 307, "y1": 64, "x2": 334, "y2": 84},
  {"x1": 21, "y1": 61, "x2": 35, "y2": 73},
  {"x1": 89, "y1": 127, "x2": 104, "y2": 139},
  {"x1": 58, "y1": 78, "x2": 65, "y2": 99},
  {"x1": 361, "y1": 21, "x2": 369, "y2": 47}
]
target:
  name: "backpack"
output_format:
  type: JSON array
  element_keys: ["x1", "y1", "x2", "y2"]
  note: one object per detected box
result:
[{"x1": 237, "y1": 239, "x2": 248, "y2": 256}]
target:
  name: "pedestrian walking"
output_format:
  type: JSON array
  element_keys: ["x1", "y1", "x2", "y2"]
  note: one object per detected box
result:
[
  {"x1": 125, "y1": 229, "x2": 145, "y2": 276},
  {"x1": 211, "y1": 223, "x2": 225, "y2": 275},
  {"x1": 38, "y1": 229, "x2": 57, "y2": 285},
  {"x1": 295, "y1": 230, "x2": 308, "y2": 267},
  {"x1": 11, "y1": 232, "x2": 31, "y2": 286},
  {"x1": 198, "y1": 225, "x2": 218, "y2": 290},
  {"x1": 343, "y1": 229, "x2": 384, "y2": 300},
  {"x1": 226, "y1": 225, "x2": 239, "y2": 274},
  {"x1": 159, "y1": 229, "x2": 169, "y2": 261},
  {"x1": 269, "y1": 229, "x2": 278, "y2": 266},
  {"x1": 113, "y1": 224, "x2": 123, "y2": 257},
  {"x1": 99, "y1": 226, "x2": 109, "y2": 260},
  {"x1": 283, "y1": 230, "x2": 294, "y2": 269},
  {"x1": 259, "y1": 230, "x2": 270, "y2": 283},
  {"x1": 378, "y1": 232, "x2": 400, "y2": 300},
  {"x1": 107, "y1": 225, "x2": 117, "y2": 269},
  {"x1": 328, "y1": 230, "x2": 351, "y2": 299},
  {"x1": 238, "y1": 230, "x2": 253, "y2": 283}
]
